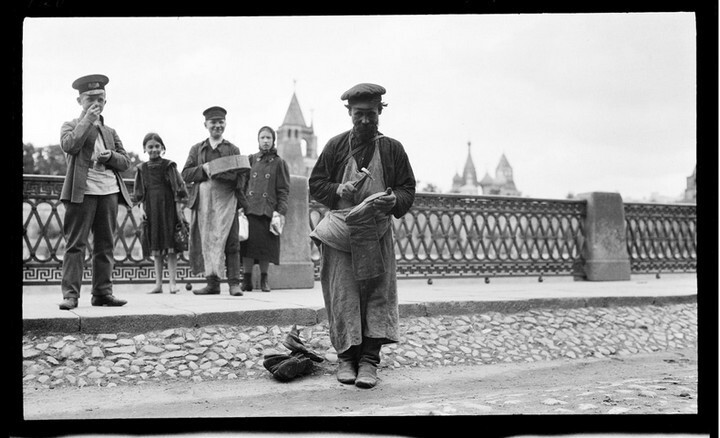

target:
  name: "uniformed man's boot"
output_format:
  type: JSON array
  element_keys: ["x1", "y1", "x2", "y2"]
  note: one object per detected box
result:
[
  {"x1": 336, "y1": 345, "x2": 359, "y2": 384},
  {"x1": 192, "y1": 275, "x2": 220, "y2": 295},
  {"x1": 229, "y1": 282, "x2": 244, "y2": 296},
  {"x1": 355, "y1": 337, "x2": 382, "y2": 389},
  {"x1": 226, "y1": 251, "x2": 242, "y2": 296}
]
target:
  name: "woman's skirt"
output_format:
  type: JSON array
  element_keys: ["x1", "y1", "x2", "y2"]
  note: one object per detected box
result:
[{"x1": 240, "y1": 214, "x2": 280, "y2": 264}]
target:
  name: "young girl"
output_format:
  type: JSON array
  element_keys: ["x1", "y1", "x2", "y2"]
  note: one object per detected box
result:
[
  {"x1": 240, "y1": 126, "x2": 290, "y2": 292},
  {"x1": 134, "y1": 132, "x2": 188, "y2": 294}
]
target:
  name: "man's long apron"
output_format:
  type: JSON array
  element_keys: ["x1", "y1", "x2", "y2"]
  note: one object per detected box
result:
[
  {"x1": 319, "y1": 142, "x2": 399, "y2": 354},
  {"x1": 190, "y1": 178, "x2": 238, "y2": 277}
]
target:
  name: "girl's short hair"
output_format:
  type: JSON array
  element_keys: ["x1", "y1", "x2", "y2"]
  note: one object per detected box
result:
[{"x1": 142, "y1": 132, "x2": 166, "y2": 150}]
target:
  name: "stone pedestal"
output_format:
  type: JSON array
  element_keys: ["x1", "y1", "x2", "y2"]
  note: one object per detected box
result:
[
  {"x1": 577, "y1": 192, "x2": 631, "y2": 281},
  {"x1": 248, "y1": 175, "x2": 315, "y2": 290}
]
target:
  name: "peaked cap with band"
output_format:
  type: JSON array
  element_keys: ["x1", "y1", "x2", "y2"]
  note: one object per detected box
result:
[
  {"x1": 72, "y1": 74, "x2": 109, "y2": 95},
  {"x1": 203, "y1": 106, "x2": 227, "y2": 120}
]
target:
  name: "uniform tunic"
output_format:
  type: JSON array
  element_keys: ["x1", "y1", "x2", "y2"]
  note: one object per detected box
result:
[{"x1": 309, "y1": 130, "x2": 416, "y2": 354}]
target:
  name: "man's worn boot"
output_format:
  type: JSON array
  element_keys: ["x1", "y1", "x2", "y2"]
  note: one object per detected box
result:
[
  {"x1": 336, "y1": 345, "x2": 359, "y2": 384},
  {"x1": 193, "y1": 275, "x2": 220, "y2": 295},
  {"x1": 355, "y1": 337, "x2": 382, "y2": 389}
]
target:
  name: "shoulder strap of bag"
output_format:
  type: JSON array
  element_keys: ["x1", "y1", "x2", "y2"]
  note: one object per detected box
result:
[{"x1": 341, "y1": 134, "x2": 385, "y2": 169}]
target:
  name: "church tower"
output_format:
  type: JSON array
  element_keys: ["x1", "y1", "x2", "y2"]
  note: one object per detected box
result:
[
  {"x1": 276, "y1": 87, "x2": 318, "y2": 177},
  {"x1": 451, "y1": 141, "x2": 479, "y2": 195},
  {"x1": 494, "y1": 153, "x2": 519, "y2": 195},
  {"x1": 449, "y1": 143, "x2": 521, "y2": 196}
]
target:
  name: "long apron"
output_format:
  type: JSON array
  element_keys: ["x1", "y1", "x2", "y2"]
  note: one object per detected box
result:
[
  {"x1": 190, "y1": 178, "x2": 238, "y2": 277},
  {"x1": 319, "y1": 141, "x2": 399, "y2": 354}
]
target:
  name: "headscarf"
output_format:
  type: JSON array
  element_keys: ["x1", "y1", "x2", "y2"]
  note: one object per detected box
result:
[{"x1": 257, "y1": 126, "x2": 277, "y2": 156}]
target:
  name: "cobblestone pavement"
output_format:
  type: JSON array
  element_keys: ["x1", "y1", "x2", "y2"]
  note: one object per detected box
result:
[{"x1": 22, "y1": 303, "x2": 697, "y2": 394}]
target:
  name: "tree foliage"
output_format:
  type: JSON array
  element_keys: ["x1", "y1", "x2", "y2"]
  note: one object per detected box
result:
[{"x1": 23, "y1": 143, "x2": 142, "y2": 178}]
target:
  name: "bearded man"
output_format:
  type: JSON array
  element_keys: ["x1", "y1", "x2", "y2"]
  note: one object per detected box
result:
[{"x1": 309, "y1": 83, "x2": 416, "y2": 388}]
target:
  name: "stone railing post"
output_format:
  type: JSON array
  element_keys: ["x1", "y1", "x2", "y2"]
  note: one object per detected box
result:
[
  {"x1": 577, "y1": 192, "x2": 631, "y2": 281},
  {"x1": 251, "y1": 175, "x2": 315, "y2": 289}
]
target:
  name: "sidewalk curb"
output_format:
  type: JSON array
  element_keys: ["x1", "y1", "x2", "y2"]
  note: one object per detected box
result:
[{"x1": 22, "y1": 294, "x2": 696, "y2": 336}]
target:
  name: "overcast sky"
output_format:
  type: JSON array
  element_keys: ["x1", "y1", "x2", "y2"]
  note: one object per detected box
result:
[{"x1": 22, "y1": 13, "x2": 697, "y2": 200}]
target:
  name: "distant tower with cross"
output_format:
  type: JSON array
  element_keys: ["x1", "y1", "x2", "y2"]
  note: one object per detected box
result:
[
  {"x1": 276, "y1": 80, "x2": 318, "y2": 177},
  {"x1": 450, "y1": 141, "x2": 521, "y2": 196}
]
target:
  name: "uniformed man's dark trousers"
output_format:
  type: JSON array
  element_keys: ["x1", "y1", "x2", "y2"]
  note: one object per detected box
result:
[{"x1": 61, "y1": 193, "x2": 119, "y2": 299}]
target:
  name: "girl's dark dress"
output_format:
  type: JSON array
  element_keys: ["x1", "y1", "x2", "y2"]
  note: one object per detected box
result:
[{"x1": 134, "y1": 158, "x2": 187, "y2": 255}]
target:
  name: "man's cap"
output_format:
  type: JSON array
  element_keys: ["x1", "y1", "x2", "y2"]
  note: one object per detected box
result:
[
  {"x1": 203, "y1": 106, "x2": 227, "y2": 120},
  {"x1": 340, "y1": 83, "x2": 386, "y2": 105},
  {"x1": 72, "y1": 74, "x2": 109, "y2": 95}
]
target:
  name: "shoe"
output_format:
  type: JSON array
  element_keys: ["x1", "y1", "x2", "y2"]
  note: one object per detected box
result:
[
  {"x1": 260, "y1": 273, "x2": 271, "y2": 292},
  {"x1": 91, "y1": 295, "x2": 127, "y2": 307},
  {"x1": 241, "y1": 273, "x2": 253, "y2": 291},
  {"x1": 169, "y1": 288, "x2": 179, "y2": 295},
  {"x1": 59, "y1": 297, "x2": 78, "y2": 310},
  {"x1": 193, "y1": 285, "x2": 220, "y2": 295},
  {"x1": 229, "y1": 283, "x2": 244, "y2": 296},
  {"x1": 193, "y1": 276, "x2": 220, "y2": 295},
  {"x1": 336, "y1": 360, "x2": 357, "y2": 384},
  {"x1": 273, "y1": 356, "x2": 314, "y2": 382},
  {"x1": 355, "y1": 362, "x2": 378, "y2": 388},
  {"x1": 263, "y1": 353, "x2": 293, "y2": 372},
  {"x1": 147, "y1": 287, "x2": 163, "y2": 294},
  {"x1": 282, "y1": 326, "x2": 324, "y2": 362}
]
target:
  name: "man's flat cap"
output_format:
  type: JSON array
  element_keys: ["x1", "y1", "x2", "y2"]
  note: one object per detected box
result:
[
  {"x1": 340, "y1": 83, "x2": 386, "y2": 104},
  {"x1": 72, "y1": 74, "x2": 109, "y2": 95},
  {"x1": 203, "y1": 106, "x2": 227, "y2": 120}
]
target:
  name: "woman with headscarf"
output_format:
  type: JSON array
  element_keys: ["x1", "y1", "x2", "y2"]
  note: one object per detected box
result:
[{"x1": 240, "y1": 126, "x2": 291, "y2": 292}]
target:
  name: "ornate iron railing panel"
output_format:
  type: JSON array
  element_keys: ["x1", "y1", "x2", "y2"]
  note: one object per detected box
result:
[
  {"x1": 23, "y1": 175, "x2": 696, "y2": 284},
  {"x1": 310, "y1": 194, "x2": 587, "y2": 278},
  {"x1": 624, "y1": 202, "x2": 697, "y2": 273},
  {"x1": 22, "y1": 175, "x2": 200, "y2": 284}
]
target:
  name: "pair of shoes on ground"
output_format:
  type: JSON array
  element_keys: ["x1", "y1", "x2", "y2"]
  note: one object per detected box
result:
[
  {"x1": 282, "y1": 325, "x2": 324, "y2": 362},
  {"x1": 59, "y1": 295, "x2": 127, "y2": 310},
  {"x1": 337, "y1": 362, "x2": 378, "y2": 388},
  {"x1": 263, "y1": 352, "x2": 315, "y2": 382},
  {"x1": 263, "y1": 326, "x2": 325, "y2": 382}
]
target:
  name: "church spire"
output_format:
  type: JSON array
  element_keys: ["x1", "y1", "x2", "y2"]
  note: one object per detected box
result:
[
  {"x1": 281, "y1": 91, "x2": 307, "y2": 127},
  {"x1": 462, "y1": 140, "x2": 478, "y2": 186}
]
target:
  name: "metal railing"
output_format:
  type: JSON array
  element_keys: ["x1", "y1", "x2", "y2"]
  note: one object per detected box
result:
[
  {"x1": 22, "y1": 175, "x2": 696, "y2": 284},
  {"x1": 311, "y1": 194, "x2": 587, "y2": 278},
  {"x1": 624, "y1": 201, "x2": 697, "y2": 273}
]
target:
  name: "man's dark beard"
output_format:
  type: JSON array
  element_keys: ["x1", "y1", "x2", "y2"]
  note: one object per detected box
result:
[{"x1": 353, "y1": 121, "x2": 379, "y2": 144}]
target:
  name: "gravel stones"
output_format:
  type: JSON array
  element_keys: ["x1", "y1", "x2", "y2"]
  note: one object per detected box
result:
[{"x1": 22, "y1": 303, "x2": 697, "y2": 390}]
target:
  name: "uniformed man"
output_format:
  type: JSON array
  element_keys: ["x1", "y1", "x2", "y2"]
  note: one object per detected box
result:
[
  {"x1": 58, "y1": 74, "x2": 132, "y2": 310},
  {"x1": 309, "y1": 83, "x2": 416, "y2": 388}
]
